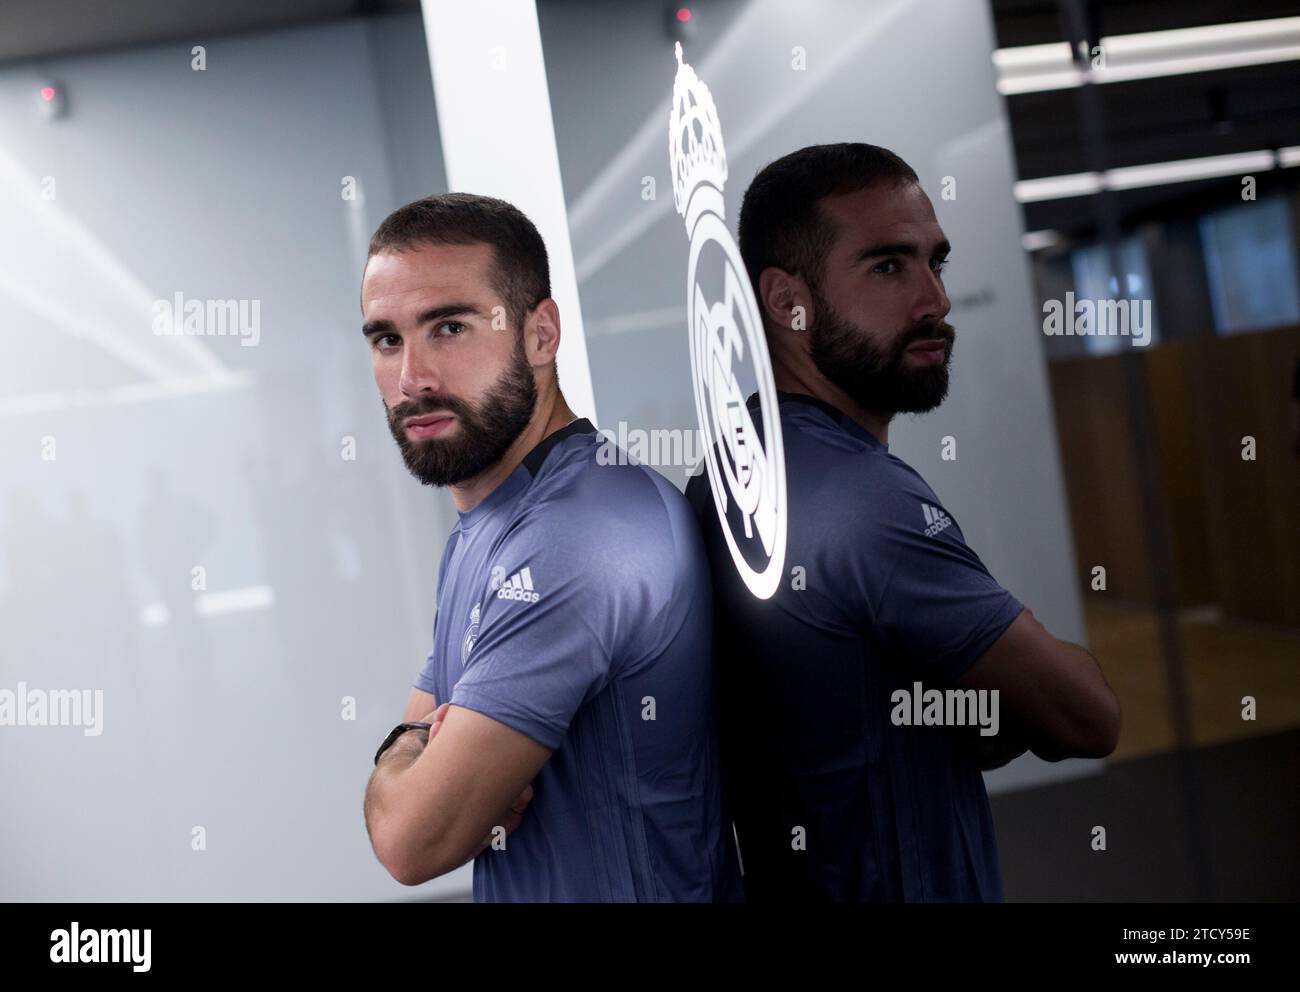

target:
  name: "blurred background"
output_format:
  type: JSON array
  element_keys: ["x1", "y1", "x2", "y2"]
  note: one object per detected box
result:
[{"x1": 0, "y1": 0, "x2": 1294, "y2": 902}]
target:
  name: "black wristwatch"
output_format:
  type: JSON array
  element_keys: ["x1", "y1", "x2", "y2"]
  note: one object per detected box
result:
[{"x1": 374, "y1": 721, "x2": 432, "y2": 766}]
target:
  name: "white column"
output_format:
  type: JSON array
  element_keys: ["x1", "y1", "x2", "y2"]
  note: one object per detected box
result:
[{"x1": 420, "y1": 0, "x2": 598, "y2": 424}]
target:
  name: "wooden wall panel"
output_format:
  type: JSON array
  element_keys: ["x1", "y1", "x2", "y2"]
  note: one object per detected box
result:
[
  {"x1": 1048, "y1": 326, "x2": 1300, "y2": 626},
  {"x1": 1183, "y1": 326, "x2": 1300, "y2": 627},
  {"x1": 1048, "y1": 357, "x2": 1153, "y2": 603}
]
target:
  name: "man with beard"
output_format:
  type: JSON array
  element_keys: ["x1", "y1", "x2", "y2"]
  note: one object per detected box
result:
[
  {"x1": 361, "y1": 193, "x2": 740, "y2": 902},
  {"x1": 686, "y1": 144, "x2": 1120, "y2": 902}
]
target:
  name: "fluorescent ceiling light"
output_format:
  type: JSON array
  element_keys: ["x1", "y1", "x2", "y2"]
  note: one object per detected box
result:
[
  {"x1": 0, "y1": 370, "x2": 253, "y2": 418},
  {"x1": 1014, "y1": 172, "x2": 1104, "y2": 203},
  {"x1": 995, "y1": 16, "x2": 1300, "y2": 94},
  {"x1": 0, "y1": 145, "x2": 227, "y2": 382},
  {"x1": 1105, "y1": 150, "x2": 1275, "y2": 190},
  {"x1": 584, "y1": 305, "x2": 687, "y2": 338},
  {"x1": 1021, "y1": 229, "x2": 1063, "y2": 251},
  {"x1": 141, "y1": 584, "x2": 277, "y2": 623},
  {"x1": 194, "y1": 585, "x2": 276, "y2": 617},
  {"x1": 1014, "y1": 150, "x2": 1277, "y2": 202},
  {"x1": 139, "y1": 603, "x2": 170, "y2": 627}
]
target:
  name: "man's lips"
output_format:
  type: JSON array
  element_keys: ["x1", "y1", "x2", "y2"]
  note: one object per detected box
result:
[
  {"x1": 906, "y1": 338, "x2": 949, "y2": 353},
  {"x1": 905, "y1": 338, "x2": 949, "y2": 365},
  {"x1": 403, "y1": 413, "x2": 457, "y2": 439}
]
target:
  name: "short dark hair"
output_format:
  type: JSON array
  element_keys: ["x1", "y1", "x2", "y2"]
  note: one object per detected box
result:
[
  {"x1": 738, "y1": 143, "x2": 919, "y2": 306},
  {"x1": 366, "y1": 192, "x2": 551, "y2": 329}
]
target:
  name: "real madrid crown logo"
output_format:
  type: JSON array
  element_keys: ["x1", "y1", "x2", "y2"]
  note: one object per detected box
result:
[{"x1": 670, "y1": 42, "x2": 729, "y2": 233}]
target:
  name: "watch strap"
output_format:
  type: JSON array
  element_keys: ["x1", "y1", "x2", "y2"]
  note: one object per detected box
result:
[{"x1": 374, "y1": 721, "x2": 433, "y2": 766}]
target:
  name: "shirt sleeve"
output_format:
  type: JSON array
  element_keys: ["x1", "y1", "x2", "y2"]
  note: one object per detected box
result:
[
  {"x1": 412, "y1": 636, "x2": 440, "y2": 697},
  {"x1": 853, "y1": 487, "x2": 1023, "y2": 683},
  {"x1": 412, "y1": 531, "x2": 460, "y2": 700},
  {"x1": 448, "y1": 505, "x2": 666, "y2": 750}
]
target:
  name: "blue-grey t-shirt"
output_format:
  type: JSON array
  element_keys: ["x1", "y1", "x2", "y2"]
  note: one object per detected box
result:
[
  {"x1": 413, "y1": 418, "x2": 742, "y2": 902},
  {"x1": 686, "y1": 393, "x2": 1023, "y2": 902}
]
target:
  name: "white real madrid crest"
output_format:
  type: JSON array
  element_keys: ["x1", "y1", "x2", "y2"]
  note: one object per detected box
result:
[
  {"x1": 461, "y1": 601, "x2": 480, "y2": 667},
  {"x1": 669, "y1": 42, "x2": 787, "y2": 600}
]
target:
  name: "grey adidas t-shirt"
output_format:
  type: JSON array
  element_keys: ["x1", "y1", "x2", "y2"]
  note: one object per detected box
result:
[
  {"x1": 687, "y1": 393, "x2": 1024, "y2": 902},
  {"x1": 414, "y1": 419, "x2": 742, "y2": 902}
]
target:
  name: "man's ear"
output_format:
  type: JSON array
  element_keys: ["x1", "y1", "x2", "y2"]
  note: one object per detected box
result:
[
  {"x1": 757, "y1": 267, "x2": 812, "y2": 333},
  {"x1": 523, "y1": 298, "x2": 562, "y2": 368}
]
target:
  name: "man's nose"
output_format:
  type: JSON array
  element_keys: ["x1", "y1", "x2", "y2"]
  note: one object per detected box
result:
[
  {"x1": 914, "y1": 268, "x2": 951, "y2": 325},
  {"x1": 398, "y1": 339, "x2": 442, "y2": 398}
]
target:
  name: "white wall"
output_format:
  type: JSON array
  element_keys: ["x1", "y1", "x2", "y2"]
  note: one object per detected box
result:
[{"x1": 0, "y1": 11, "x2": 474, "y2": 900}]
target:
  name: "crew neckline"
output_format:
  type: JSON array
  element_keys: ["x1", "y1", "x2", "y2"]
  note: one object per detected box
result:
[
  {"x1": 521, "y1": 417, "x2": 596, "y2": 475},
  {"x1": 745, "y1": 391, "x2": 887, "y2": 450},
  {"x1": 456, "y1": 417, "x2": 597, "y2": 528}
]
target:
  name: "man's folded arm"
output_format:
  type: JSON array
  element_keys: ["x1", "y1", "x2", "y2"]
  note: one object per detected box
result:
[
  {"x1": 957, "y1": 606, "x2": 1121, "y2": 761},
  {"x1": 365, "y1": 704, "x2": 552, "y2": 886},
  {"x1": 402, "y1": 685, "x2": 437, "y2": 722}
]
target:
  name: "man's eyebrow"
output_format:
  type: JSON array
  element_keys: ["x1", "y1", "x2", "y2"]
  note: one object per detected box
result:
[
  {"x1": 854, "y1": 238, "x2": 952, "y2": 263},
  {"x1": 361, "y1": 302, "x2": 483, "y2": 338}
]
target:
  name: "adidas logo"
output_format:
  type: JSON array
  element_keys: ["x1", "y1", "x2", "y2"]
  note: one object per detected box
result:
[
  {"x1": 496, "y1": 567, "x2": 541, "y2": 603},
  {"x1": 922, "y1": 503, "x2": 953, "y2": 538}
]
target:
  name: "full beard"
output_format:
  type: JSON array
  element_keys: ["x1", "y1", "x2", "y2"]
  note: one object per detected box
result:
[
  {"x1": 808, "y1": 291, "x2": 955, "y2": 416},
  {"x1": 385, "y1": 336, "x2": 538, "y2": 487}
]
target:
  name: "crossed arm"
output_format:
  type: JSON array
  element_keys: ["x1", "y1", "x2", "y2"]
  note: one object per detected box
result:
[
  {"x1": 956, "y1": 606, "x2": 1121, "y2": 768},
  {"x1": 364, "y1": 687, "x2": 552, "y2": 886}
]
